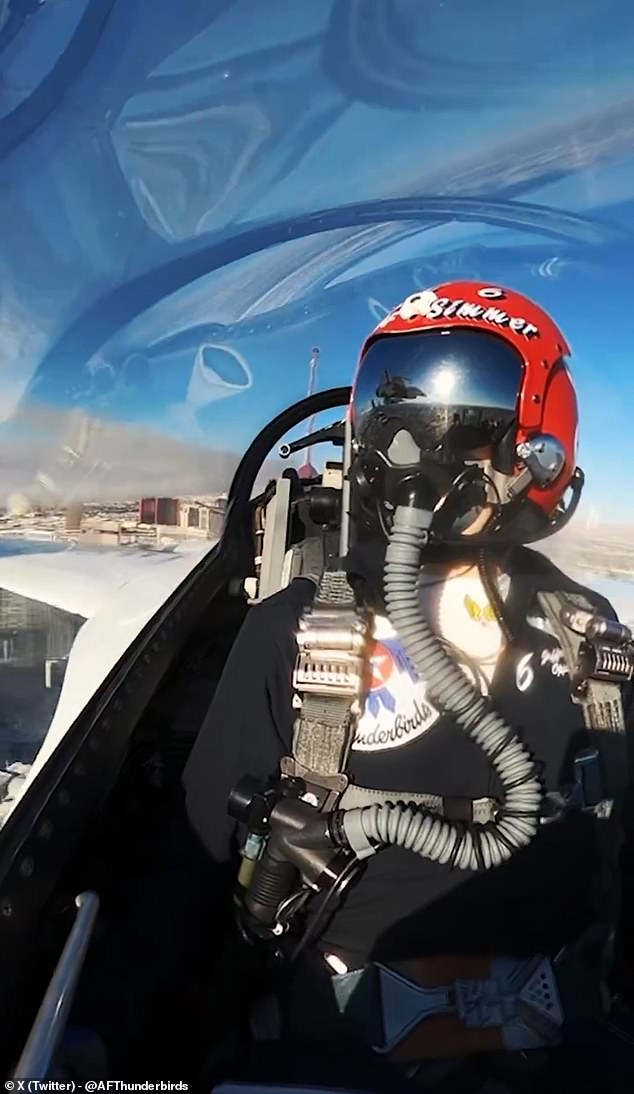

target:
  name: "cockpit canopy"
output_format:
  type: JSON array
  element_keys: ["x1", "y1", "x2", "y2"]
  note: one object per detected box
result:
[{"x1": 2, "y1": 0, "x2": 634, "y2": 824}]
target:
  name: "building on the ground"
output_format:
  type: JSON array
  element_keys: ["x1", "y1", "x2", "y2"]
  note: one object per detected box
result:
[
  {"x1": 65, "y1": 503, "x2": 84, "y2": 531},
  {"x1": 138, "y1": 496, "x2": 225, "y2": 538}
]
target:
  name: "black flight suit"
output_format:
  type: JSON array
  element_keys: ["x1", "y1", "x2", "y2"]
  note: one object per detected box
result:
[{"x1": 183, "y1": 540, "x2": 629, "y2": 973}]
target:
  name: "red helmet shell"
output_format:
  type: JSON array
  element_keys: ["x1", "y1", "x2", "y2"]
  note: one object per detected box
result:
[{"x1": 354, "y1": 281, "x2": 578, "y2": 517}]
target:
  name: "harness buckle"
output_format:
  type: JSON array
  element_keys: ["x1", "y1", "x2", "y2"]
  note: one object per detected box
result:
[
  {"x1": 575, "y1": 638, "x2": 634, "y2": 688},
  {"x1": 293, "y1": 605, "x2": 370, "y2": 698},
  {"x1": 293, "y1": 649, "x2": 365, "y2": 698},
  {"x1": 327, "y1": 956, "x2": 565, "y2": 1059}
]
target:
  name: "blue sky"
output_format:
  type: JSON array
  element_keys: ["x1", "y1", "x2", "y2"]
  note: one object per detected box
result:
[{"x1": 1, "y1": 0, "x2": 634, "y2": 521}]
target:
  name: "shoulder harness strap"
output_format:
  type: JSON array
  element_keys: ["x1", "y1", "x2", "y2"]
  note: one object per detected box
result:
[
  {"x1": 536, "y1": 590, "x2": 630, "y2": 815},
  {"x1": 284, "y1": 567, "x2": 370, "y2": 809},
  {"x1": 537, "y1": 591, "x2": 628, "y2": 733}
]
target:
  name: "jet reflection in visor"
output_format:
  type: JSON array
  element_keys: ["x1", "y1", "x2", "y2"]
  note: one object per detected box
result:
[{"x1": 375, "y1": 371, "x2": 427, "y2": 405}]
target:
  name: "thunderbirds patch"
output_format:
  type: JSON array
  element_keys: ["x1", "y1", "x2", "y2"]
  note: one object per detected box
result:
[{"x1": 351, "y1": 621, "x2": 441, "y2": 753}]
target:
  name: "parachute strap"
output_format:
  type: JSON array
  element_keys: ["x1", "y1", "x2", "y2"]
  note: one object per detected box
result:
[
  {"x1": 282, "y1": 532, "x2": 340, "y2": 590},
  {"x1": 537, "y1": 589, "x2": 629, "y2": 815},
  {"x1": 536, "y1": 591, "x2": 627, "y2": 734},
  {"x1": 289, "y1": 568, "x2": 371, "y2": 803}
]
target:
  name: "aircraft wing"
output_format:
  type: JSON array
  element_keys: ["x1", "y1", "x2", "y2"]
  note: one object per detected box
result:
[
  {"x1": 0, "y1": 542, "x2": 204, "y2": 619},
  {"x1": 0, "y1": 542, "x2": 213, "y2": 821}
]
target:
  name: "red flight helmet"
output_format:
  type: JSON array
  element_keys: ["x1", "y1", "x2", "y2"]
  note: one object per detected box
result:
[{"x1": 349, "y1": 281, "x2": 583, "y2": 546}]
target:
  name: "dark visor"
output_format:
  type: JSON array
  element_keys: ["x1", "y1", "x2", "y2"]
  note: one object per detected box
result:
[{"x1": 353, "y1": 329, "x2": 523, "y2": 457}]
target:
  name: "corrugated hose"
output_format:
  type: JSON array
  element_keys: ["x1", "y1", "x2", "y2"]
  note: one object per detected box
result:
[{"x1": 342, "y1": 505, "x2": 543, "y2": 871}]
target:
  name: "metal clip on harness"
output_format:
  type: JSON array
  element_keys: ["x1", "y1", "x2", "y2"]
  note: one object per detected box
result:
[
  {"x1": 230, "y1": 571, "x2": 369, "y2": 934},
  {"x1": 286, "y1": 571, "x2": 371, "y2": 808},
  {"x1": 559, "y1": 606, "x2": 634, "y2": 695}
]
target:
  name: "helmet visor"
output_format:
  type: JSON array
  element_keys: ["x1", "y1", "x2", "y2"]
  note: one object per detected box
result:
[{"x1": 352, "y1": 329, "x2": 523, "y2": 458}]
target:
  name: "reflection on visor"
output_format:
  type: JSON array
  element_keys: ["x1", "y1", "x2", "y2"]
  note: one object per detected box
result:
[{"x1": 353, "y1": 329, "x2": 522, "y2": 456}]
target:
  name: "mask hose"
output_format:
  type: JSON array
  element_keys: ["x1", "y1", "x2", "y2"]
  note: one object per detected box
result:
[{"x1": 341, "y1": 505, "x2": 543, "y2": 871}]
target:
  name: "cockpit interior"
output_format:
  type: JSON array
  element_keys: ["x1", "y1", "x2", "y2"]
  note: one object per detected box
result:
[{"x1": 3, "y1": 3, "x2": 634, "y2": 1092}]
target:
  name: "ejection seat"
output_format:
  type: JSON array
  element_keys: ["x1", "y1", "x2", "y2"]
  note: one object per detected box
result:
[{"x1": 247, "y1": 460, "x2": 345, "y2": 605}]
